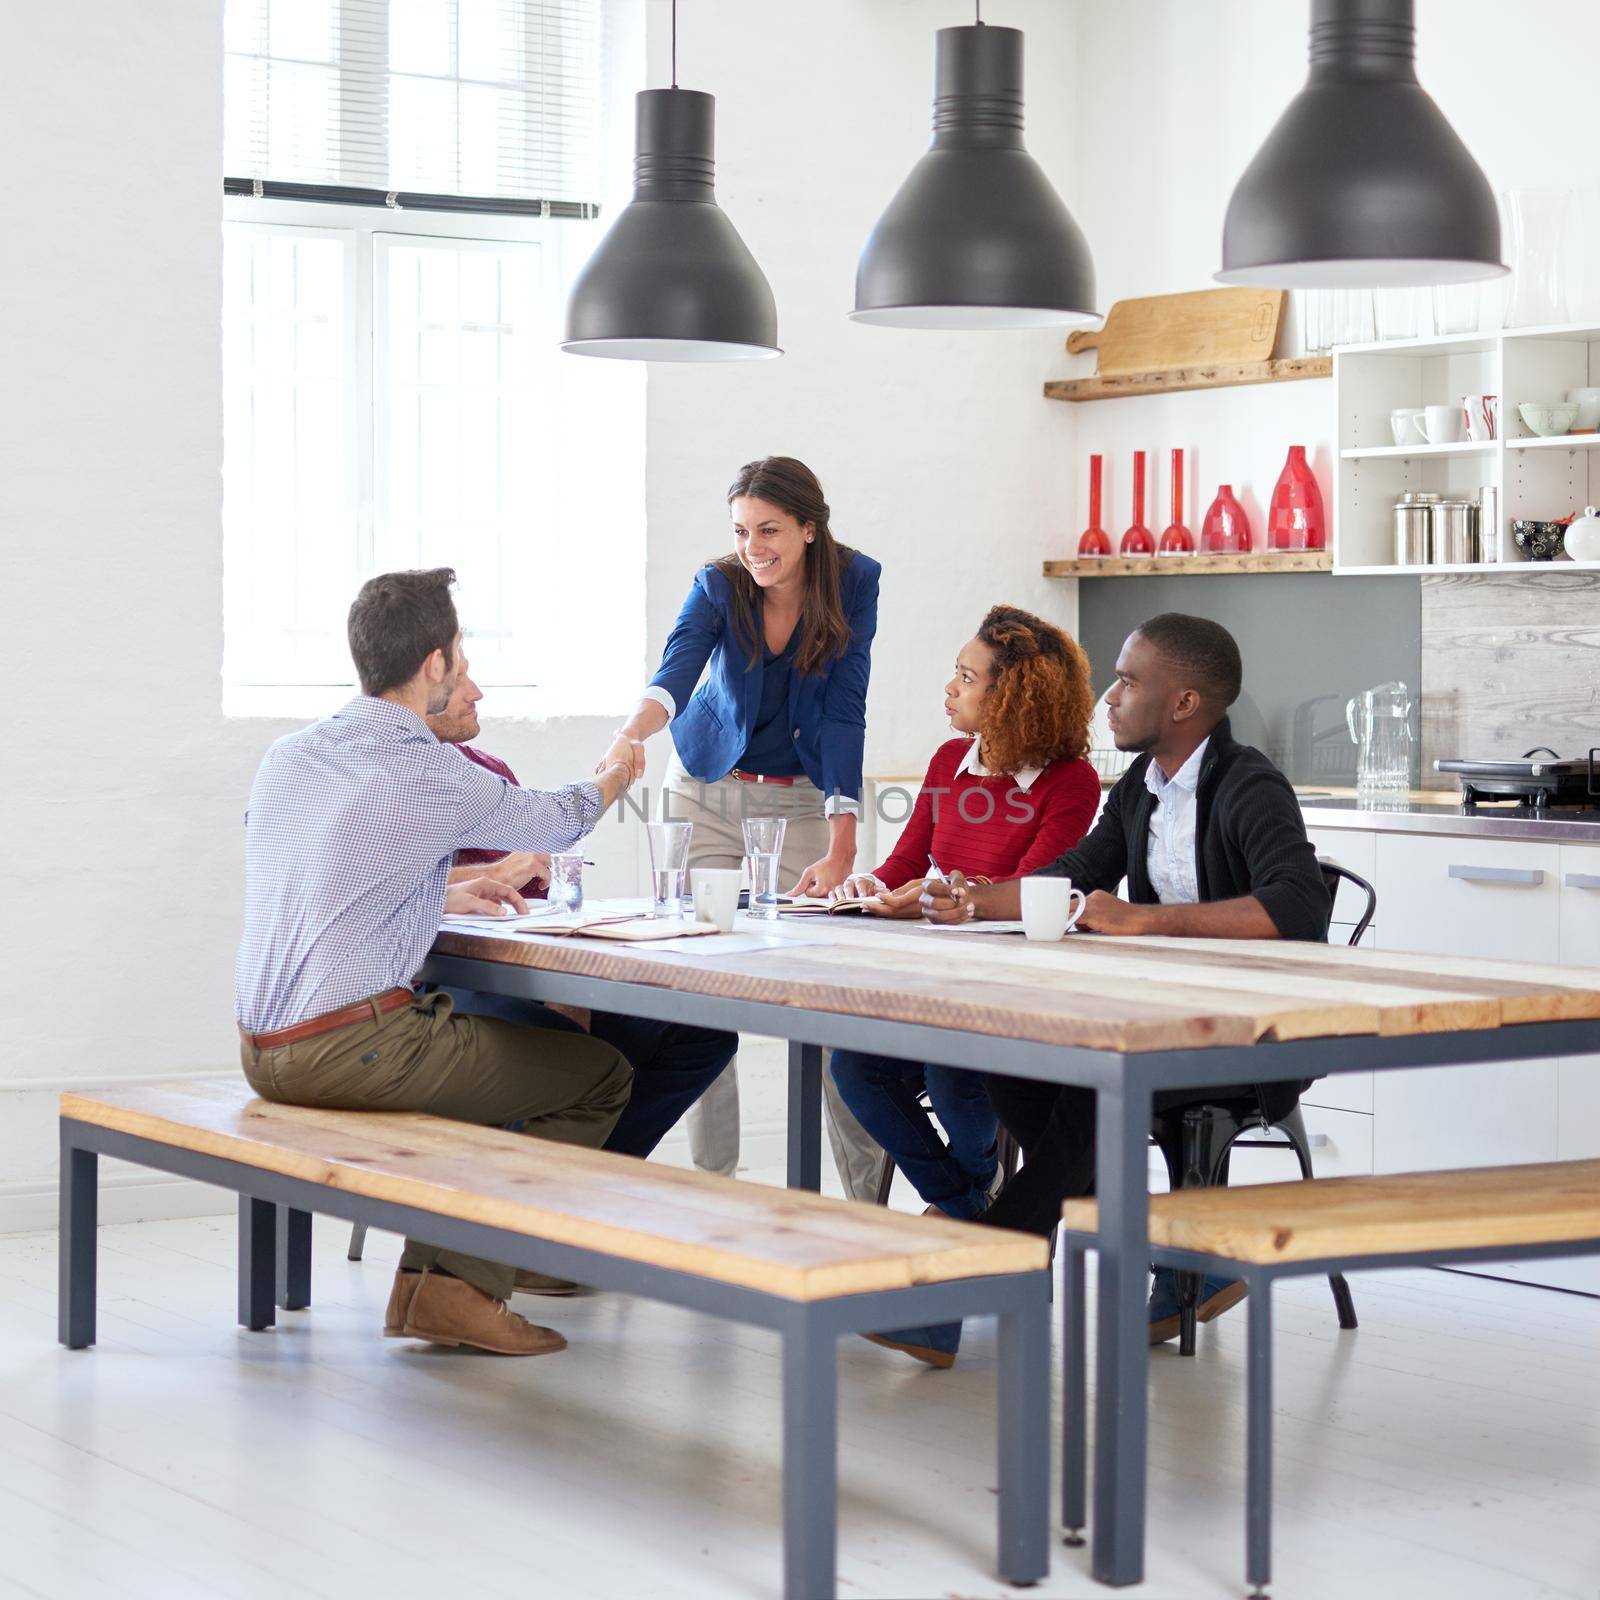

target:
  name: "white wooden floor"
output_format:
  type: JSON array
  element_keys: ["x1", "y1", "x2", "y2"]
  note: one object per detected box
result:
[{"x1": 1, "y1": 1200, "x2": 1597, "y2": 1600}]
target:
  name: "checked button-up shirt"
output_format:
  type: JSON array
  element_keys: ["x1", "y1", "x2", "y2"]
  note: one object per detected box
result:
[{"x1": 236, "y1": 695, "x2": 602, "y2": 1033}]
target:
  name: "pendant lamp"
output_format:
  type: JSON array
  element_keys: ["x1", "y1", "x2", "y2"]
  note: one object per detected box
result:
[
  {"x1": 1217, "y1": 0, "x2": 1504, "y2": 288},
  {"x1": 851, "y1": 10, "x2": 1096, "y2": 329},
  {"x1": 562, "y1": 2, "x2": 778, "y2": 361}
]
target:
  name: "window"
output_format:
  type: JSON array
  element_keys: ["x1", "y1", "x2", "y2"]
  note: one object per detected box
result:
[{"x1": 221, "y1": 1, "x2": 643, "y2": 717}]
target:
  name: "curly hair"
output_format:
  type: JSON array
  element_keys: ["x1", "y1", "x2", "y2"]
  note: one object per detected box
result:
[{"x1": 974, "y1": 605, "x2": 1094, "y2": 776}]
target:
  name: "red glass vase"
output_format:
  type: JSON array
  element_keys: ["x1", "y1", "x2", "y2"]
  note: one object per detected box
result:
[
  {"x1": 1120, "y1": 450, "x2": 1154, "y2": 555},
  {"x1": 1201, "y1": 483, "x2": 1253, "y2": 552},
  {"x1": 1158, "y1": 448, "x2": 1195, "y2": 555},
  {"x1": 1267, "y1": 444, "x2": 1326, "y2": 551},
  {"x1": 1077, "y1": 453, "x2": 1112, "y2": 557}
]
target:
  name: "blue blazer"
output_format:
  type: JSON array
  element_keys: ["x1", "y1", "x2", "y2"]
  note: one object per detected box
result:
[{"x1": 649, "y1": 552, "x2": 881, "y2": 809}]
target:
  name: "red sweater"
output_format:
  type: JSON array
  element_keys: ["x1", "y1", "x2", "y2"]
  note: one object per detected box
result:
[{"x1": 876, "y1": 739, "x2": 1100, "y2": 889}]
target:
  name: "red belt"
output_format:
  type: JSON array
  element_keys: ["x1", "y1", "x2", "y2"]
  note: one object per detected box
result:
[
  {"x1": 730, "y1": 769, "x2": 798, "y2": 786},
  {"x1": 245, "y1": 987, "x2": 414, "y2": 1051}
]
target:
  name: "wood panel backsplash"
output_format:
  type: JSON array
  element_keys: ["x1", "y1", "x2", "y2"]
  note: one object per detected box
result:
[{"x1": 1420, "y1": 571, "x2": 1600, "y2": 787}]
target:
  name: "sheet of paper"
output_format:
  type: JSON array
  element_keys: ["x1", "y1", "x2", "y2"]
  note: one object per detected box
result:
[
  {"x1": 439, "y1": 903, "x2": 571, "y2": 933},
  {"x1": 925, "y1": 919, "x2": 1030, "y2": 935},
  {"x1": 649, "y1": 931, "x2": 827, "y2": 957}
]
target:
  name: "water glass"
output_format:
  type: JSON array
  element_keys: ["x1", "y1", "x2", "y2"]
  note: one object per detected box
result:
[
  {"x1": 1374, "y1": 287, "x2": 1419, "y2": 341},
  {"x1": 547, "y1": 852, "x2": 584, "y2": 913},
  {"x1": 646, "y1": 819, "x2": 693, "y2": 918},
  {"x1": 1431, "y1": 281, "x2": 1479, "y2": 336},
  {"x1": 741, "y1": 815, "x2": 787, "y2": 921}
]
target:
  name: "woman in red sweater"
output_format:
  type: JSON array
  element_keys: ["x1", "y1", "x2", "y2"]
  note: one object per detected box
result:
[{"x1": 829, "y1": 605, "x2": 1098, "y2": 1223}]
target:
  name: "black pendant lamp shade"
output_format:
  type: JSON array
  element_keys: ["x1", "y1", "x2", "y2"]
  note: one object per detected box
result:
[
  {"x1": 562, "y1": 89, "x2": 779, "y2": 360},
  {"x1": 852, "y1": 23, "x2": 1096, "y2": 329},
  {"x1": 1217, "y1": 0, "x2": 1504, "y2": 288}
]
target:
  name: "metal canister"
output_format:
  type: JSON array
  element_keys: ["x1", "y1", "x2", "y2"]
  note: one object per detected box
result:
[
  {"x1": 1432, "y1": 497, "x2": 1477, "y2": 564},
  {"x1": 1393, "y1": 491, "x2": 1439, "y2": 565}
]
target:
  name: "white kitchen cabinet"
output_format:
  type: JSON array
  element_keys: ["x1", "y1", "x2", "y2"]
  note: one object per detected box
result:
[
  {"x1": 1305, "y1": 826, "x2": 1378, "y2": 937},
  {"x1": 1556, "y1": 845, "x2": 1600, "y2": 1160}
]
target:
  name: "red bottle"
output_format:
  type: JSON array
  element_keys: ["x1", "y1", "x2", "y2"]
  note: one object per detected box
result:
[
  {"x1": 1201, "y1": 483, "x2": 1253, "y2": 552},
  {"x1": 1267, "y1": 444, "x2": 1326, "y2": 551},
  {"x1": 1120, "y1": 450, "x2": 1154, "y2": 556},
  {"x1": 1077, "y1": 453, "x2": 1112, "y2": 557},
  {"x1": 1158, "y1": 448, "x2": 1195, "y2": 555}
]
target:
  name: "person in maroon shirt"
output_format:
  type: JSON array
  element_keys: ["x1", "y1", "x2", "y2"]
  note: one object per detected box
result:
[
  {"x1": 829, "y1": 605, "x2": 1098, "y2": 1246},
  {"x1": 425, "y1": 669, "x2": 737, "y2": 1246}
]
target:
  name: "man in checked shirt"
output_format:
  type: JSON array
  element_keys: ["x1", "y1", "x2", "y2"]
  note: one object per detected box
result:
[{"x1": 237, "y1": 568, "x2": 640, "y2": 1356}]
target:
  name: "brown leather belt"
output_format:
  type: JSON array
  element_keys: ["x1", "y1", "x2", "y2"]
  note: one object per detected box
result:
[
  {"x1": 730, "y1": 769, "x2": 798, "y2": 785},
  {"x1": 246, "y1": 986, "x2": 414, "y2": 1051}
]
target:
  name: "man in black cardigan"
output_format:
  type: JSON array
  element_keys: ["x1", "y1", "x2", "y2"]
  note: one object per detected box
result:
[{"x1": 865, "y1": 614, "x2": 1332, "y2": 1368}]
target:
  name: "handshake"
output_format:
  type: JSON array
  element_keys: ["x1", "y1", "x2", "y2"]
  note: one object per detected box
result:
[{"x1": 594, "y1": 730, "x2": 647, "y2": 787}]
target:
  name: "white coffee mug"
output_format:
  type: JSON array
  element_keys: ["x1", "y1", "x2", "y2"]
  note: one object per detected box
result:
[
  {"x1": 1020, "y1": 876, "x2": 1087, "y2": 942},
  {"x1": 1389, "y1": 407, "x2": 1424, "y2": 445},
  {"x1": 1461, "y1": 393, "x2": 1498, "y2": 442},
  {"x1": 690, "y1": 867, "x2": 741, "y2": 933},
  {"x1": 1422, "y1": 404, "x2": 1464, "y2": 444}
]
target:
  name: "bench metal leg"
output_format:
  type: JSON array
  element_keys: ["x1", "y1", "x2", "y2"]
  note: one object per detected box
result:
[
  {"x1": 1246, "y1": 1279, "x2": 1274, "y2": 1599},
  {"x1": 1061, "y1": 1242, "x2": 1088, "y2": 1547},
  {"x1": 997, "y1": 1291, "x2": 1050, "y2": 1586},
  {"x1": 1091, "y1": 1077, "x2": 1152, "y2": 1587},
  {"x1": 276, "y1": 1207, "x2": 312, "y2": 1310},
  {"x1": 347, "y1": 1222, "x2": 369, "y2": 1261},
  {"x1": 58, "y1": 1139, "x2": 97, "y2": 1350},
  {"x1": 781, "y1": 1322, "x2": 837, "y2": 1600},
  {"x1": 786, "y1": 1042, "x2": 822, "y2": 1192},
  {"x1": 238, "y1": 1197, "x2": 276, "y2": 1331}
]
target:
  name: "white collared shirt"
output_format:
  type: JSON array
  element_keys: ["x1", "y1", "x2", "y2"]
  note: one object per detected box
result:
[
  {"x1": 1144, "y1": 738, "x2": 1209, "y2": 905},
  {"x1": 953, "y1": 738, "x2": 1043, "y2": 792}
]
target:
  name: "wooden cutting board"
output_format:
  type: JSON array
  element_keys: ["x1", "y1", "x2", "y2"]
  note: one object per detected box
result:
[{"x1": 1067, "y1": 287, "x2": 1285, "y2": 375}]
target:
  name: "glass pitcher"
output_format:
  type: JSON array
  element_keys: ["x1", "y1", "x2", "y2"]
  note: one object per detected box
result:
[{"x1": 1346, "y1": 682, "x2": 1413, "y2": 803}]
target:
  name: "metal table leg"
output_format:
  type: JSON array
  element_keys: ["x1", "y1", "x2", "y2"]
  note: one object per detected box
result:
[
  {"x1": 347, "y1": 1222, "x2": 368, "y2": 1261},
  {"x1": 276, "y1": 1207, "x2": 312, "y2": 1310},
  {"x1": 58, "y1": 1137, "x2": 97, "y2": 1350},
  {"x1": 238, "y1": 1196, "x2": 277, "y2": 1331},
  {"x1": 1091, "y1": 1074, "x2": 1152, "y2": 1587},
  {"x1": 781, "y1": 1315, "x2": 838, "y2": 1599},
  {"x1": 1061, "y1": 1240, "x2": 1088, "y2": 1547},
  {"x1": 997, "y1": 1286, "x2": 1051, "y2": 1586},
  {"x1": 1246, "y1": 1279, "x2": 1274, "y2": 1599},
  {"x1": 787, "y1": 1041, "x2": 822, "y2": 1191}
]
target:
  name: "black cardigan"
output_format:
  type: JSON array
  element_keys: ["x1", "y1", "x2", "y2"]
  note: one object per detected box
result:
[{"x1": 1035, "y1": 719, "x2": 1331, "y2": 942}]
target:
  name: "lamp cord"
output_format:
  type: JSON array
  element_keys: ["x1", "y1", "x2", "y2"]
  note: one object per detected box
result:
[
  {"x1": 671, "y1": 0, "x2": 678, "y2": 87},
  {"x1": 975, "y1": 0, "x2": 982, "y2": 20}
]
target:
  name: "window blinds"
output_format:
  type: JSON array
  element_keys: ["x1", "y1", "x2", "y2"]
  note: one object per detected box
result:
[{"x1": 224, "y1": 0, "x2": 603, "y2": 217}]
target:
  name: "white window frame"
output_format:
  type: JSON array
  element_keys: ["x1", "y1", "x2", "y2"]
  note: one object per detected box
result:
[{"x1": 223, "y1": 192, "x2": 623, "y2": 721}]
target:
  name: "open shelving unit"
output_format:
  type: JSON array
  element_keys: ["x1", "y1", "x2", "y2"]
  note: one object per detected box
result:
[{"x1": 1333, "y1": 323, "x2": 1600, "y2": 574}]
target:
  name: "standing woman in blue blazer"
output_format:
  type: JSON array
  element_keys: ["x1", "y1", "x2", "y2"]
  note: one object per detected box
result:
[{"x1": 607, "y1": 456, "x2": 883, "y2": 1196}]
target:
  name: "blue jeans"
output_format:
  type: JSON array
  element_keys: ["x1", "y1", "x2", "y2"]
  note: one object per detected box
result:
[
  {"x1": 829, "y1": 1051, "x2": 998, "y2": 1219},
  {"x1": 439, "y1": 988, "x2": 737, "y2": 1160}
]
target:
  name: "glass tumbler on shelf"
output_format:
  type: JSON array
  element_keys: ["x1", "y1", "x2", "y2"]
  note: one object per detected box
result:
[
  {"x1": 1304, "y1": 288, "x2": 1375, "y2": 351},
  {"x1": 741, "y1": 815, "x2": 788, "y2": 921},
  {"x1": 1374, "y1": 287, "x2": 1420, "y2": 341},
  {"x1": 1431, "y1": 280, "x2": 1480, "y2": 336},
  {"x1": 547, "y1": 851, "x2": 584, "y2": 913},
  {"x1": 1503, "y1": 188, "x2": 1575, "y2": 328},
  {"x1": 646, "y1": 819, "x2": 693, "y2": 918}
]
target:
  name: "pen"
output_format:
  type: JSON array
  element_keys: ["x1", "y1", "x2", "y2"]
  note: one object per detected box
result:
[{"x1": 926, "y1": 855, "x2": 948, "y2": 882}]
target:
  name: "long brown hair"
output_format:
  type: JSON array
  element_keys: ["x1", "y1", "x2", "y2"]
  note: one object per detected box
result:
[
  {"x1": 975, "y1": 605, "x2": 1094, "y2": 775},
  {"x1": 712, "y1": 456, "x2": 855, "y2": 676}
]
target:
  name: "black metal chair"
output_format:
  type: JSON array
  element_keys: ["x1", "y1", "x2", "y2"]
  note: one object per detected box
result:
[{"x1": 1147, "y1": 860, "x2": 1375, "y2": 1355}]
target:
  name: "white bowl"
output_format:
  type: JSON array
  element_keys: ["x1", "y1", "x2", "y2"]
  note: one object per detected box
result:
[{"x1": 1519, "y1": 401, "x2": 1580, "y2": 437}]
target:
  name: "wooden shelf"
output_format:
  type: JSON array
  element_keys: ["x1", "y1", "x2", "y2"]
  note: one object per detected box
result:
[
  {"x1": 1043, "y1": 551, "x2": 1332, "y2": 579},
  {"x1": 1044, "y1": 356, "x2": 1331, "y2": 403}
]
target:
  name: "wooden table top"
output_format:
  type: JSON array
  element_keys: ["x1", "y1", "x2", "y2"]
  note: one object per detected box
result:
[{"x1": 431, "y1": 908, "x2": 1600, "y2": 1055}]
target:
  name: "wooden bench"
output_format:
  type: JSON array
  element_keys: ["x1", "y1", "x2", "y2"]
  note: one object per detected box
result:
[
  {"x1": 58, "y1": 1079, "x2": 1051, "y2": 1600},
  {"x1": 1058, "y1": 1161, "x2": 1600, "y2": 1599}
]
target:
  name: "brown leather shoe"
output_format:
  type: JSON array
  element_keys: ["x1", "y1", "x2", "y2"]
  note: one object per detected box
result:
[
  {"x1": 513, "y1": 1268, "x2": 579, "y2": 1296},
  {"x1": 400, "y1": 1269, "x2": 568, "y2": 1356},
  {"x1": 384, "y1": 1268, "x2": 422, "y2": 1336}
]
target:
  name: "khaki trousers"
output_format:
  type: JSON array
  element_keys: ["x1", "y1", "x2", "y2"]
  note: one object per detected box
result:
[
  {"x1": 662, "y1": 758, "x2": 884, "y2": 1202},
  {"x1": 240, "y1": 989, "x2": 632, "y2": 1299}
]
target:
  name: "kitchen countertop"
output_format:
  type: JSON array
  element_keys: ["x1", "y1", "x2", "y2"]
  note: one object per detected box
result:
[{"x1": 1297, "y1": 792, "x2": 1600, "y2": 845}]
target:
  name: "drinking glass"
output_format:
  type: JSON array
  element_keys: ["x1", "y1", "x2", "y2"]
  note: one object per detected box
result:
[
  {"x1": 547, "y1": 852, "x2": 584, "y2": 913},
  {"x1": 741, "y1": 815, "x2": 787, "y2": 921},
  {"x1": 1503, "y1": 188, "x2": 1575, "y2": 328},
  {"x1": 1302, "y1": 288, "x2": 1374, "y2": 353},
  {"x1": 646, "y1": 820, "x2": 693, "y2": 918},
  {"x1": 1431, "y1": 281, "x2": 1479, "y2": 336},
  {"x1": 1374, "y1": 287, "x2": 1419, "y2": 341}
]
